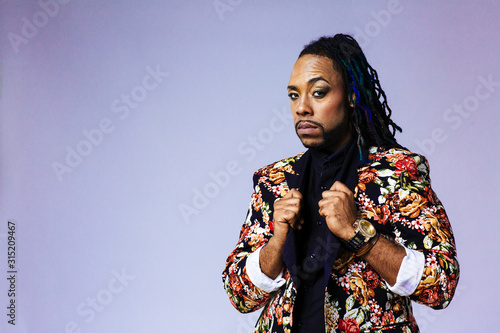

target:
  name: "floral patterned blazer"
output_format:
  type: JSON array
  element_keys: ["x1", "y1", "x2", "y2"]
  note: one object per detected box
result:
[{"x1": 222, "y1": 146, "x2": 459, "y2": 333}]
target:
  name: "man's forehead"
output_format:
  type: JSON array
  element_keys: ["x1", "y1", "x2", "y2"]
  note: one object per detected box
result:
[{"x1": 289, "y1": 54, "x2": 341, "y2": 86}]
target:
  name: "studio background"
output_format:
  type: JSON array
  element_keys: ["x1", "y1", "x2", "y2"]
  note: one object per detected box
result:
[{"x1": 0, "y1": 1, "x2": 498, "y2": 332}]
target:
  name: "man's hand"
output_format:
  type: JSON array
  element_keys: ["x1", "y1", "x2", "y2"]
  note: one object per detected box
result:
[
  {"x1": 272, "y1": 188, "x2": 304, "y2": 245},
  {"x1": 318, "y1": 181, "x2": 357, "y2": 241},
  {"x1": 319, "y1": 181, "x2": 406, "y2": 285},
  {"x1": 260, "y1": 188, "x2": 304, "y2": 279}
]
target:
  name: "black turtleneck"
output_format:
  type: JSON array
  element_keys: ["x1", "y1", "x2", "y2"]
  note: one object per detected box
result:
[{"x1": 292, "y1": 135, "x2": 362, "y2": 333}]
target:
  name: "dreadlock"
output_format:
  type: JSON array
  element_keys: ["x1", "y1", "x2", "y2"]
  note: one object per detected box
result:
[{"x1": 299, "y1": 34, "x2": 402, "y2": 157}]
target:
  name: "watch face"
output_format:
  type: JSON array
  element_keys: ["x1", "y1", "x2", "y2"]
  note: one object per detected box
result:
[{"x1": 359, "y1": 220, "x2": 376, "y2": 238}]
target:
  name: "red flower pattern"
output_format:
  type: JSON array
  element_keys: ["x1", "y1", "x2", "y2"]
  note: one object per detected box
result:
[{"x1": 338, "y1": 318, "x2": 360, "y2": 333}]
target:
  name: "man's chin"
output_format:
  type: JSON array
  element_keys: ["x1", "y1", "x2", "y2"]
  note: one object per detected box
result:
[{"x1": 299, "y1": 137, "x2": 326, "y2": 149}]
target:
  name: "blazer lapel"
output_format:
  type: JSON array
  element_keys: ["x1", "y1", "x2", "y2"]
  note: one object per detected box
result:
[
  {"x1": 282, "y1": 150, "x2": 310, "y2": 288},
  {"x1": 283, "y1": 151, "x2": 309, "y2": 190}
]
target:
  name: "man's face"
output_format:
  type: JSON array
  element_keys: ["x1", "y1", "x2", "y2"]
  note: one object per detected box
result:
[{"x1": 287, "y1": 54, "x2": 353, "y2": 153}]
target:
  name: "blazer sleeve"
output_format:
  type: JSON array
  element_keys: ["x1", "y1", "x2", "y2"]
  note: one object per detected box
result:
[
  {"x1": 385, "y1": 153, "x2": 460, "y2": 309},
  {"x1": 222, "y1": 172, "x2": 278, "y2": 313}
]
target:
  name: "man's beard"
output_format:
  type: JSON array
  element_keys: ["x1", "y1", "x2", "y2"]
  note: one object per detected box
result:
[{"x1": 295, "y1": 115, "x2": 351, "y2": 152}]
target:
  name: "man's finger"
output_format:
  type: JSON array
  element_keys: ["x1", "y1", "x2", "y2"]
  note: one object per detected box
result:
[
  {"x1": 276, "y1": 197, "x2": 302, "y2": 208},
  {"x1": 288, "y1": 215, "x2": 304, "y2": 229},
  {"x1": 321, "y1": 190, "x2": 344, "y2": 199},
  {"x1": 287, "y1": 188, "x2": 302, "y2": 198},
  {"x1": 278, "y1": 189, "x2": 303, "y2": 205},
  {"x1": 294, "y1": 217, "x2": 305, "y2": 230},
  {"x1": 279, "y1": 209, "x2": 301, "y2": 226},
  {"x1": 328, "y1": 181, "x2": 352, "y2": 196}
]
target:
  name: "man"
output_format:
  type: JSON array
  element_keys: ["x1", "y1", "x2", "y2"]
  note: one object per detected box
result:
[{"x1": 222, "y1": 34, "x2": 459, "y2": 333}]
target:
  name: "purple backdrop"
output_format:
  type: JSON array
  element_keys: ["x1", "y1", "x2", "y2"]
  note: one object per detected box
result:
[{"x1": 1, "y1": 1, "x2": 498, "y2": 332}]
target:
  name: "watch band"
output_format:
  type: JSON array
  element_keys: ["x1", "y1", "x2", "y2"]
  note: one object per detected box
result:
[
  {"x1": 345, "y1": 232, "x2": 366, "y2": 252},
  {"x1": 355, "y1": 233, "x2": 380, "y2": 257}
]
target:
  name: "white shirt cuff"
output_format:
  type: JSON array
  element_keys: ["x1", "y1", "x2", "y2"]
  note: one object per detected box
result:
[
  {"x1": 246, "y1": 246, "x2": 286, "y2": 293},
  {"x1": 387, "y1": 247, "x2": 425, "y2": 296}
]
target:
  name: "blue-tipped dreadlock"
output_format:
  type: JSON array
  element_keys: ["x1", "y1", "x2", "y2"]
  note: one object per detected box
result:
[{"x1": 299, "y1": 34, "x2": 402, "y2": 159}]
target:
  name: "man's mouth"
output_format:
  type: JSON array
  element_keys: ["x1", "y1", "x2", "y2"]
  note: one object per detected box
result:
[{"x1": 296, "y1": 121, "x2": 321, "y2": 135}]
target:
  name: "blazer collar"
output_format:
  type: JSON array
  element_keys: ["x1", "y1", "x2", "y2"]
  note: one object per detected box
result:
[{"x1": 283, "y1": 150, "x2": 311, "y2": 192}]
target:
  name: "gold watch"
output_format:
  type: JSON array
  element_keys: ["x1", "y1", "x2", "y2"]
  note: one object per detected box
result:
[{"x1": 345, "y1": 219, "x2": 377, "y2": 252}]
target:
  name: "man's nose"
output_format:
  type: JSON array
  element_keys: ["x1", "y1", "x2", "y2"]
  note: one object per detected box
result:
[{"x1": 295, "y1": 96, "x2": 312, "y2": 116}]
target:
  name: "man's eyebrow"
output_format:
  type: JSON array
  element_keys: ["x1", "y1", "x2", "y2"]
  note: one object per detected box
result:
[
  {"x1": 309, "y1": 76, "x2": 329, "y2": 85},
  {"x1": 287, "y1": 77, "x2": 330, "y2": 90}
]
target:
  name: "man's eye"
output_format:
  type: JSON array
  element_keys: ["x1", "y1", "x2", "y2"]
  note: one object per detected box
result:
[
  {"x1": 313, "y1": 89, "x2": 327, "y2": 98},
  {"x1": 288, "y1": 92, "x2": 298, "y2": 100}
]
